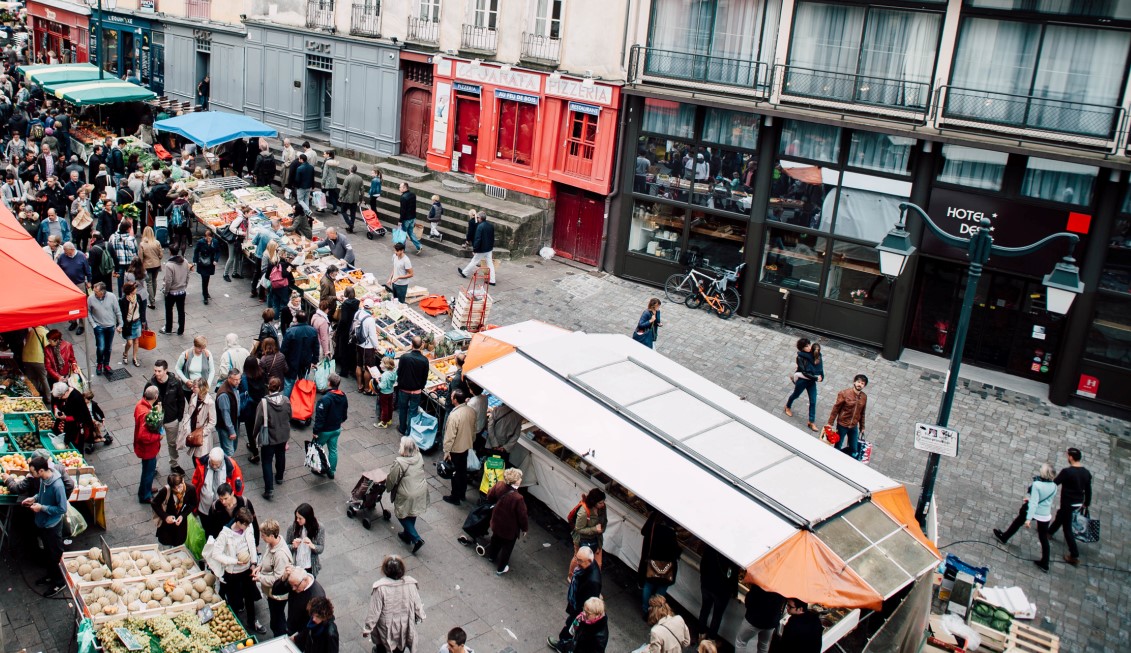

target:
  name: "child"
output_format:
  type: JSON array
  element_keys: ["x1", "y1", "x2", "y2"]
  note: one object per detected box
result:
[
  {"x1": 83, "y1": 388, "x2": 112, "y2": 446},
  {"x1": 375, "y1": 357, "x2": 397, "y2": 428},
  {"x1": 427, "y1": 194, "x2": 443, "y2": 240}
]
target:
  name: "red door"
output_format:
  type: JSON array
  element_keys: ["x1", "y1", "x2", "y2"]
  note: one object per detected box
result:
[
  {"x1": 454, "y1": 98, "x2": 480, "y2": 174},
  {"x1": 400, "y1": 88, "x2": 431, "y2": 159},
  {"x1": 553, "y1": 187, "x2": 605, "y2": 266}
]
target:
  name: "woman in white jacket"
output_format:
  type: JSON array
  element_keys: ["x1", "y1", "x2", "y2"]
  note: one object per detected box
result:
[
  {"x1": 206, "y1": 507, "x2": 266, "y2": 634},
  {"x1": 178, "y1": 378, "x2": 216, "y2": 460}
]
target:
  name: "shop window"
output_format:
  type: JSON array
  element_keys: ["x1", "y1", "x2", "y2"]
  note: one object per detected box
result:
[
  {"x1": 702, "y1": 108, "x2": 759, "y2": 150},
  {"x1": 1085, "y1": 297, "x2": 1131, "y2": 366},
  {"x1": 687, "y1": 214, "x2": 748, "y2": 272},
  {"x1": 634, "y1": 135, "x2": 695, "y2": 195},
  {"x1": 642, "y1": 98, "x2": 696, "y2": 138},
  {"x1": 847, "y1": 131, "x2": 913, "y2": 175},
  {"x1": 767, "y1": 159, "x2": 838, "y2": 231},
  {"x1": 761, "y1": 227, "x2": 826, "y2": 295},
  {"x1": 780, "y1": 120, "x2": 841, "y2": 164},
  {"x1": 630, "y1": 200, "x2": 688, "y2": 263},
  {"x1": 830, "y1": 172, "x2": 910, "y2": 242},
  {"x1": 497, "y1": 99, "x2": 537, "y2": 166},
  {"x1": 937, "y1": 145, "x2": 1007, "y2": 190},
  {"x1": 1100, "y1": 190, "x2": 1131, "y2": 296},
  {"x1": 825, "y1": 243, "x2": 890, "y2": 310},
  {"x1": 103, "y1": 29, "x2": 120, "y2": 75},
  {"x1": 1021, "y1": 157, "x2": 1097, "y2": 206},
  {"x1": 562, "y1": 110, "x2": 598, "y2": 177}
]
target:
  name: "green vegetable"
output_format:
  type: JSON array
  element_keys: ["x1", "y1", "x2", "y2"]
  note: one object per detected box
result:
[
  {"x1": 994, "y1": 608, "x2": 1012, "y2": 622},
  {"x1": 973, "y1": 603, "x2": 993, "y2": 617}
]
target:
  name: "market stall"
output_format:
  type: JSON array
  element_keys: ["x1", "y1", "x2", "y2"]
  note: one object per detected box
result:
[
  {"x1": 154, "y1": 111, "x2": 278, "y2": 177},
  {"x1": 20, "y1": 62, "x2": 103, "y2": 87},
  {"x1": 462, "y1": 321, "x2": 941, "y2": 649}
]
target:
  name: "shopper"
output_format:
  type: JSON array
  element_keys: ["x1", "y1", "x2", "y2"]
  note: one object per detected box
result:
[
  {"x1": 293, "y1": 596, "x2": 339, "y2": 653},
  {"x1": 205, "y1": 507, "x2": 267, "y2": 635},
  {"x1": 570, "y1": 488, "x2": 608, "y2": 573},
  {"x1": 698, "y1": 545, "x2": 741, "y2": 643},
  {"x1": 151, "y1": 472, "x2": 197, "y2": 546},
  {"x1": 827, "y1": 374, "x2": 868, "y2": 460},
  {"x1": 256, "y1": 519, "x2": 294, "y2": 638},
  {"x1": 485, "y1": 401, "x2": 522, "y2": 465},
  {"x1": 312, "y1": 374, "x2": 348, "y2": 479},
  {"x1": 276, "y1": 568, "x2": 326, "y2": 637},
  {"x1": 263, "y1": 241, "x2": 292, "y2": 317},
  {"x1": 312, "y1": 299, "x2": 334, "y2": 361},
  {"x1": 640, "y1": 596, "x2": 691, "y2": 653},
  {"x1": 254, "y1": 143, "x2": 276, "y2": 188},
  {"x1": 193, "y1": 449, "x2": 245, "y2": 534},
  {"x1": 24, "y1": 456, "x2": 68, "y2": 597},
  {"x1": 396, "y1": 337, "x2": 429, "y2": 436},
  {"x1": 138, "y1": 226, "x2": 162, "y2": 309},
  {"x1": 133, "y1": 385, "x2": 163, "y2": 504},
  {"x1": 124, "y1": 258, "x2": 149, "y2": 331},
  {"x1": 192, "y1": 228, "x2": 222, "y2": 305},
  {"x1": 254, "y1": 376, "x2": 291, "y2": 500},
  {"x1": 174, "y1": 335, "x2": 217, "y2": 390},
  {"x1": 20, "y1": 326, "x2": 50, "y2": 400},
  {"x1": 486, "y1": 468, "x2": 528, "y2": 576},
  {"x1": 56, "y1": 242, "x2": 90, "y2": 332},
  {"x1": 426, "y1": 194, "x2": 442, "y2": 239},
  {"x1": 639, "y1": 511, "x2": 681, "y2": 618},
  {"x1": 215, "y1": 369, "x2": 243, "y2": 457},
  {"x1": 992, "y1": 463, "x2": 1058, "y2": 571},
  {"x1": 161, "y1": 246, "x2": 191, "y2": 336},
  {"x1": 280, "y1": 139, "x2": 297, "y2": 192},
  {"x1": 548, "y1": 546, "x2": 602, "y2": 653},
  {"x1": 44, "y1": 330, "x2": 79, "y2": 386},
  {"x1": 443, "y1": 627, "x2": 473, "y2": 653},
  {"x1": 287, "y1": 503, "x2": 326, "y2": 578},
  {"x1": 282, "y1": 310, "x2": 319, "y2": 396},
  {"x1": 368, "y1": 168, "x2": 383, "y2": 216},
  {"x1": 107, "y1": 219, "x2": 137, "y2": 296},
  {"x1": 631, "y1": 298, "x2": 662, "y2": 349},
  {"x1": 458, "y1": 212, "x2": 496, "y2": 284},
  {"x1": 294, "y1": 154, "x2": 315, "y2": 213},
  {"x1": 362, "y1": 554, "x2": 426, "y2": 653},
  {"x1": 441, "y1": 388, "x2": 475, "y2": 505},
  {"x1": 397, "y1": 181, "x2": 421, "y2": 253},
  {"x1": 388, "y1": 242, "x2": 414, "y2": 304},
  {"x1": 241, "y1": 356, "x2": 268, "y2": 463},
  {"x1": 218, "y1": 333, "x2": 251, "y2": 382},
  {"x1": 320, "y1": 150, "x2": 340, "y2": 214},
  {"x1": 334, "y1": 287, "x2": 360, "y2": 378},
  {"x1": 87, "y1": 281, "x2": 122, "y2": 376},
  {"x1": 1048, "y1": 447, "x2": 1094, "y2": 566},
  {"x1": 375, "y1": 358, "x2": 397, "y2": 428},
  {"x1": 570, "y1": 597, "x2": 609, "y2": 653},
  {"x1": 734, "y1": 583, "x2": 785, "y2": 653},
  {"x1": 778, "y1": 600, "x2": 822, "y2": 653},
  {"x1": 339, "y1": 164, "x2": 363, "y2": 232},
  {"x1": 388, "y1": 437, "x2": 428, "y2": 554},
  {"x1": 119, "y1": 281, "x2": 142, "y2": 368},
  {"x1": 179, "y1": 378, "x2": 216, "y2": 461},
  {"x1": 258, "y1": 337, "x2": 289, "y2": 388},
  {"x1": 464, "y1": 209, "x2": 478, "y2": 251}
]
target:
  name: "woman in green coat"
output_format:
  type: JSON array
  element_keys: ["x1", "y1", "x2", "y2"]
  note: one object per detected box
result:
[{"x1": 388, "y1": 437, "x2": 429, "y2": 553}]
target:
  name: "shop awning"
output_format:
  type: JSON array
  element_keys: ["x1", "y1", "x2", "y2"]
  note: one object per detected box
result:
[
  {"x1": 465, "y1": 322, "x2": 940, "y2": 610},
  {"x1": 47, "y1": 79, "x2": 157, "y2": 106},
  {"x1": 0, "y1": 205, "x2": 88, "y2": 331},
  {"x1": 154, "y1": 112, "x2": 278, "y2": 149},
  {"x1": 20, "y1": 63, "x2": 103, "y2": 86}
]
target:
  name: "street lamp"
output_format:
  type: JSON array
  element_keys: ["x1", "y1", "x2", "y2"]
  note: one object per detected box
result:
[{"x1": 877, "y1": 202, "x2": 1084, "y2": 527}]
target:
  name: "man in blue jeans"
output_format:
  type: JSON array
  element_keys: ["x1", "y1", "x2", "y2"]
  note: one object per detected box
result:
[
  {"x1": 827, "y1": 374, "x2": 868, "y2": 460},
  {"x1": 87, "y1": 282, "x2": 122, "y2": 376},
  {"x1": 397, "y1": 182, "x2": 422, "y2": 254},
  {"x1": 133, "y1": 386, "x2": 163, "y2": 503},
  {"x1": 395, "y1": 337, "x2": 429, "y2": 436},
  {"x1": 25, "y1": 456, "x2": 70, "y2": 596}
]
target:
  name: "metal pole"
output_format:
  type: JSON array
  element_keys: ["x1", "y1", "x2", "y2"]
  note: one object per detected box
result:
[{"x1": 97, "y1": 0, "x2": 104, "y2": 80}]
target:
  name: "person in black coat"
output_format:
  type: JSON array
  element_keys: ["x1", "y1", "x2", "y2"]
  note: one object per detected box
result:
[
  {"x1": 151, "y1": 473, "x2": 198, "y2": 546},
  {"x1": 293, "y1": 596, "x2": 339, "y2": 653},
  {"x1": 698, "y1": 545, "x2": 741, "y2": 641},
  {"x1": 254, "y1": 147, "x2": 277, "y2": 188},
  {"x1": 639, "y1": 511, "x2": 681, "y2": 618},
  {"x1": 571, "y1": 597, "x2": 609, "y2": 653},
  {"x1": 779, "y1": 599, "x2": 823, "y2": 653},
  {"x1": 550, "y1": 546, "x2": 602, "y2": 652},
  {"x1": 333, "y1": 288, "x2": 359, "y2": 378},
  {"x1": 280, "y1": 311, "x2": 319, "y2": 393},
  {"x1": 192, "y1": 229, "x2": 222, "y2": 305}
]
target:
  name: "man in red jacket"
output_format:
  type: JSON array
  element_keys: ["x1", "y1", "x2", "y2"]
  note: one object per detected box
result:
[
  {"x1": 134, "y1": 386, "x2": 164, "y2": 504},
  {"x1": 192, "y1": 447, "x2": 245, "y2": 510}
]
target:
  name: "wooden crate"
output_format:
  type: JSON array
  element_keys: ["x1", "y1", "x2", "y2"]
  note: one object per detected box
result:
[
  {"x1": 1007, "y1": 622, "x2": 1059, "y2": 653},
  {"x1": 969, "y1": 621, "x2": 1009, "y2": 653}
]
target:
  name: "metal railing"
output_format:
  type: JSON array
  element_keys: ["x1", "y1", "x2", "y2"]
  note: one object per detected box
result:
[
  {"x1": 306, "y1": 0, "x2": 336, "y2": 30},
  {"x1": 185, "y1": 0, "x2": 211, "y2": 20},
  {"x1": 937, "y1": 85, "x2": 1124, "y2": 141},
  {"x1": 462, "y1": 24, "x2": 497, "y2": 53},
  {"x1": 350, "y1": 2, "x2": 381, "y2": 37},
  {"x1": 628, "y1": 45, "x2": 770, "y2": 96},
  {"x1": 521, "y1": 32, "x2": 560, "y2": 63},
  {"x1": 778, "y1": 65, "x2": 931, "y2": 116},
  {"x1": 407, "y1": 16, "x2": 439, "y2": 43}
]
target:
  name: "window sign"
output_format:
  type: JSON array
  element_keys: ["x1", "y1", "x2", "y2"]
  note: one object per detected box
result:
[
  {"x1": 495, "y1": 89, "x2": 539, "y2": 105},
  {"x1": 568, "y1": 101, "x2": 601, "y2": 116}
]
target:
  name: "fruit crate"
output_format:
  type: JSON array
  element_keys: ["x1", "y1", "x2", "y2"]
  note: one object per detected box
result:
[{"x1": 3, "y1": 413, "x2": 36, "y2": 433}]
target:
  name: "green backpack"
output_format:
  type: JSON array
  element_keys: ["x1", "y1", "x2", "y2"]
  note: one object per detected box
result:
[{"x1": 99, "y1": 246, "x2": 115, "y2": 277}]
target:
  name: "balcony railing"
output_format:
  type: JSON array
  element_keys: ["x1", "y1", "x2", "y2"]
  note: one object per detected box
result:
[
  {"x1": 350, "y1": 2, "x2": 381, "y2": 37},
  {"x1": 407, "y1": 16, "x2": 438, "y2": 43},
  {"x1": 185, "y1": 0, "x2": 211, "y2": 20},
  {"x1": 462, "y1": 24, "x2": 497, "y2": 53},
  {"x1": 938, "y1": 86, "x2": 1124, "y2": 142},
  {"x1": 628, "y1": 45, "x2": 770, "y2": 97},
  {"x1": 521, "y1": 32, "x2": 560, "y2": 63},
  {"x1": 306, "y1": 1, "x2": 336, "y2": 30},
  {"x1": 777, "y1": 65, "x2": 931, "y2": 122}
]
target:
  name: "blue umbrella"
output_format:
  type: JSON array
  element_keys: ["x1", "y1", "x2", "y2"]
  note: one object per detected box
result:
[{"x1": 154, "y1": 111, "x2": 278, "y2": 149}]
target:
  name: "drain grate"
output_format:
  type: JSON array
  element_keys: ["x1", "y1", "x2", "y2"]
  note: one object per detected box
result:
[{"x1": 104, "y1": 368, "x2": 133, "y2": 382}]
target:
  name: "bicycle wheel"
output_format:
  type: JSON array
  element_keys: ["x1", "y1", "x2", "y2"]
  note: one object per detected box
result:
[
  {"x1": 716, "y1": 287, "x2": 740, "y2": 319},
  {"x1": 684, "y1": 287, "x2": 704, "y2": 310},
  {"x1": 664, "y1": 273, "x2": 692, "y2": 303}
]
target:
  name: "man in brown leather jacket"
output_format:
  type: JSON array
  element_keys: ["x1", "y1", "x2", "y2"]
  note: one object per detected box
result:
[{"x1": 827, "y1": 374, "x2": 868, "y2": 460}]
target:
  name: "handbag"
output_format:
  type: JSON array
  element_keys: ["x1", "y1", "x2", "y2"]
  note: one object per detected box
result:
[
  {"x1": 820, "y1": 425, "x2": 840, "y2": 446},
  {"x1": 257, "y1": 399, "x2": 271, "y2": 448},
  {"x1": 1072, "y1": 506, "x2": 1101, "y2": 543},
  {"x1": 643, "y1": 521, "x2": 676, "y2": 584},
  {"x1": 139, "y1": 329, "x2": 157, "y2": 350},
  {"x1": 72, "y1": 208, "x2": 93, "y2": 230},
  {"x1": 186, "y1": 400, "x2": 205, "y2": 448}
]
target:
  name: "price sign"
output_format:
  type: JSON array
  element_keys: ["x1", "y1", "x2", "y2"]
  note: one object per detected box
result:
[
  {"x1": 198, "y1": 603, "x2": 214, "y2": 624},
  {"x1": 114, "y1": 628, "x2": 144, "y2": 651},
  {"x1": 914, "y1": 423, "x2": 959, "y2": 457}
]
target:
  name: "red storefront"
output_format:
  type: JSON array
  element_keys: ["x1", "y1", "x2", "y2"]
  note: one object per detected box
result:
[{"x1": 27, "y1": 0, "x2": 90, "y2": 64}]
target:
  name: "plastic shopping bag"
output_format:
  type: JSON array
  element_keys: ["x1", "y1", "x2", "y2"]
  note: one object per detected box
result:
[
  {"x1": 312, "y1": 190, "x2": 327, "y2": 211},
  {"x1": 185, "y1": 513, "x2": 207, "y2": 559},
  {"x1": 304, "y1": 439, "x2": 329, "y2": 476},
  {"x1": 64, "y1": 503, "x2": 88, "y2": 537},
  {"x1": 392, "y1": 228, "x2": 408, "y2": 245},
  {"x1": 1072, "y1": 507, "x2": 1101, "y2": 543},
  {"x1": 409, "y1": 409, "x2": 439, "y2": 452},
  {"x1": 311, "y1": 357, "x2": 333, "y2": 393},
  {"x1": 479, "y1": 455, "x2": 505, "y2": 494},
  {"x1": 467, "y1": 448, "x2": 481, "y2": 472}
]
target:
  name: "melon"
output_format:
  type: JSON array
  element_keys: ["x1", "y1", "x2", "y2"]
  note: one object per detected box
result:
[
  {"x1": 109, "y1": 581, "x2": 125, "y2": 595},
  {"x1": 202, "y1": 572, "x2": 216, "y2": 585},
  {"x1": 169, "y1": 587, "x2": 186, "y2": 602},
  {"x1": 151, "y1": 587, "x2": 165, "y2": 600},
  {"x1": 87, "y1": 547, "x2": 102, "y2": 562},
  {"x1": 146, "y1": 600, "x2": 160, "y2": 609},
  {"x1": 111, "y1": 568, "x2": 126, "y2": 579},
  {"x1": 130, "y1": 551, "x2": 143, "y2": 560},
  {"x1": 89, "y1": 567, "x2": 105, "y2": 581},
  {"x1": 159, "y1": 597, "x2": 172, "y2": 606},
  {"x1": 140, "y1": 590, "x2": 152, "y2": 602},
  {"x1": 129, "y1": 600, "x2": 145, "y2": 613},
  {"x1": 139, "y1": 566, "x2": 152, "y2": 575},
  {"x1": 201, "y1": 588, "x2": 215, "y2": 602},
  {"x1": 144, "y1": 578, "x2": 159, "y2": 590},
  {"x1": 192, "y1": 579, "x2": 207, "y2": 593},
  {"x1": 159, "y1": 561, "x2": 172, "y2": 572},
  {"x1": 78, "y1": 563, "x2": 92, "y2": 577}
]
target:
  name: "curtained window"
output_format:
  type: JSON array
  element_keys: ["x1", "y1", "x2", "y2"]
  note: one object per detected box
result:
[
  {"x1": 937, "y1": 145, "x2": 1008, "y2": 191},
  {"x1": 497, "y1": 100, "x2": 537, "y2": 166},
  {"x1": 847, "y1": 131, "x2": 913, "y2": 175},
  {"x1": 646, "y1": 0, "x2": 780, "y2": 86},
  {"x1": 964, "y1": 0, "x2": 1131, "y2": 20},
  {"x1": 701, "y1": 108, "x2": 759, "y2": 149},
  {"x1": 1020, "y1": 157, "x2": 1097, "y2": 206},
  {"x1": 779, "y1": 120, "x2": 841, "y2": 164},
  {"x1": 642, "y1": 98, "x2": 696, "y2": 138}
]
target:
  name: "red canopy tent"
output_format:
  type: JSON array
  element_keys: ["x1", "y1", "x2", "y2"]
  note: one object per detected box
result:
[{"x1": 0, "y1": 204, "x2": 88, "y2": 331}]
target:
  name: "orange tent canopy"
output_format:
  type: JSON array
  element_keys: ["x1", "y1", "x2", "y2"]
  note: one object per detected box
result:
[
  {"x1": 746, "y1": 530, "x2": 884, "y2": 611},
  {"x1": 0, "y1": 204, "x2": 88, "y2": 331}
]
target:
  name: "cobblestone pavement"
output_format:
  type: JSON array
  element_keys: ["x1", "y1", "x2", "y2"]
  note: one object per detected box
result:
[{"x1": 3, "y1": 214, "x2": 1129, "y2": 653}]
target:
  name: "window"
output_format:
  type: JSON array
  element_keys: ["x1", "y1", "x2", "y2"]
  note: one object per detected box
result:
[
  {"x1": 702, "y1": 108, "x2": 758, "y2": 149},
  {"x1": 687, "y1": 214, "x2": 748, "y2": 271},
  {"x1": 787, "y1": 2, "x2": 940, "y2": 109},
  {"x1": 646, "y1": 0, "x2": 780, "y2": 87},
  {"x1": 780, "y1": 120, "x2": 841, "y2": 164},
  {"x1": 949, "y1": 18, "x2": 1130, "y2": 136},
  {"x1": 642, "y1": 98, "x2": 696, "y2": 138},
  {"x1": 497, "y1": 99, "x2": 537, "y2": 165},
  {"x1": 562, "y1": 110, "x2": 598, "y2": 177},
  {"x1": 830, "y1": 173, "x2": 910, "y2": 242},
  {"x1": 1099, "y1": 189, "x2": 1131, "y2": 296},
  {"x1": 1020, "y1": 158, "x2": 1097, "y2": 206},
  {"x1": 767, "y1": 160, "x2": 837, "y2": 231},
  {"x1": 532, "y1": 0, "x2": 562, "y2": 38},
  {"x1": 825, "y1": 243, "x2": 890, "y2": 310},
  {"x1": 937, "y1": 145, "x2": 1008, "y2": 190},
  {"x1": 1085, "y1": 297, "x2": 1131, "y2": 366},
  {"x1": 630, "y1": 200, "x2": 690, "y2": 263},
  {"x1": 964, "y1": 0, "x2": 1131, "y2": 20},
  {"x1": 419, "y1": 0, "x2": 441, "y2": 21},
  {"x1": 847, "y1": 131, "x2": 913, "y2": 175},
  {"x1": 761, "y1": 227, "x2": 826, "y2": 295},
  {"x1": 474, "y1": 0, "x2": 498, "y2": 29}
]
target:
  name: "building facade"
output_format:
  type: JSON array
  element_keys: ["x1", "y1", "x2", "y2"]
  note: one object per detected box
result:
[
  {"x1": 26, "y1": 0, "x2": 90, "y2": 64},
  {"x1": 609, "y1": 0, "x2": 1131, "y2": 413}
]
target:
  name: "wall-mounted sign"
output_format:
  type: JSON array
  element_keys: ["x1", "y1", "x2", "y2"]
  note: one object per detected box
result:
[
  {"x1": 547, "y1": 76, "x2": 613, "y2": 106},
  {"x1": 1076, "y1": 374, "x2": 1099, "y2": 398},
  {"x1": 139, "y1": 0, "x2": 156, "y2": 14},
  {"x1": 913, "y1": 423, "x2": 959, "y2": 457},
  {"x1": 453, "y1": 82, "x2": 481, "y2": 95},
  {"x1": 495, "y1": 89, "x2": 539, "y2": 105},
  {"x1": 431, "y1": 82, "x2": 451, "y2": 152},
  {"x1": 456, "y1": 61, "x2": 540, "y2": 93},
  {"x1": 568, "y1": 102, "x2": 601, "y2": 116}
]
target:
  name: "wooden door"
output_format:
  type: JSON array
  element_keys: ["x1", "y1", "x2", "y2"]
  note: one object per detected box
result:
[
  {"x1": 553, "y1": 188, "x2": 605, "y2": 266},
  {"x1": 455, "y1": 98, "x2": 480, "y2": 174},
  {"x1": 400, "y1": 88, "x2": 431, "y2": 159}
]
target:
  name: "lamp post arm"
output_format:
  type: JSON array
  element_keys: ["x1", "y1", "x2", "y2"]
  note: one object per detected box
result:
[
  {"x1": 898, "y1": 202, "x2": 970, "y2": 250},
  {"x1": 989, "y1": 232, "x2": 1080, "y2": 259}
]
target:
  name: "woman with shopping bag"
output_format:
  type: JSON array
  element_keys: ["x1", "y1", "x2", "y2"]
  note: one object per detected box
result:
[{"x1": 152, "y1": 472, "x2": 198, "y2": 546}]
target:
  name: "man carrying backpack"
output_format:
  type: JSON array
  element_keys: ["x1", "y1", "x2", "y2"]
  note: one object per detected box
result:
[{"x1": 134, "y1": 386, "x2": 163, "y2": 503}]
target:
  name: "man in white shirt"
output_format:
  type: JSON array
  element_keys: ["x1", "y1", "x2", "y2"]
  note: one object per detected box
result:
[{"x1": 388, "y1": 242, "x2": 414, "y2": 304}]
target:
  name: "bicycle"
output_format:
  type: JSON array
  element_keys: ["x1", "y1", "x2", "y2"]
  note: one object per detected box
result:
[{"x1": 684, "y1": 264, "x2": 742, "y2": 319}]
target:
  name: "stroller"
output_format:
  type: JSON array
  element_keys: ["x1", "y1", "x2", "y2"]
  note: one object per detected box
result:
[
  {"x1": 346, "y1": 467, "x2": 392, "y2": 530},
  {"x1": 362, "y1": 209, "x2": 387, "y2": 240}
]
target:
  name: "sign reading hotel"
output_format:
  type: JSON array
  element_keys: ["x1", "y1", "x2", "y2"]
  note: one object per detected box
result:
[
  {"x1": 455, "y1": 62, "x2": 540, "y2": 93},
  {"x1": 546, "y1": 76, "x2": 614, "y2": 106}
]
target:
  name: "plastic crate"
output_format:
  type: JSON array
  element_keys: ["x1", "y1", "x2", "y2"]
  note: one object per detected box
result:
[{"x1": 3, "y1": 413, "x2": 35, "y2": 433}]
